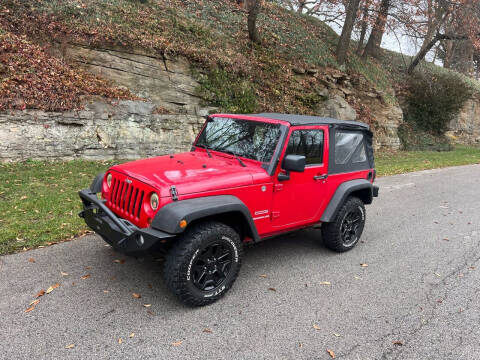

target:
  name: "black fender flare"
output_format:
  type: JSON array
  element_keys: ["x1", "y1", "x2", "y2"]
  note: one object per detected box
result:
[
  {"x1": 151, "y1": 195, "x2": 260, "y2": 241},
  {"x1": 90, "y1": 173, "x2": 105, "y2": 193},
  {"x1": 321, "y1": 179, "x2": 374, "y2": 222}
]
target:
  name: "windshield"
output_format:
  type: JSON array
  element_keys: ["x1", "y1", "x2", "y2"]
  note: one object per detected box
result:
[{"x1": 195, "y1": 117, "x2": 282, "y2": 163}]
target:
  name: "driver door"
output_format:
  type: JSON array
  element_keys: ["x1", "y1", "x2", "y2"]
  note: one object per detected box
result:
[{"x1": 271, "y1": 126, "x2": 329, "y2": 229}]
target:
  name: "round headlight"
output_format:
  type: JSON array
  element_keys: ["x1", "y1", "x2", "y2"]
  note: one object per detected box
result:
[
  {"x1": 150, "y1": 193, "x2": 159, "y2": 210},
  {"x1": 106, "y1": 173, "x2": 112, "y2": 187}
]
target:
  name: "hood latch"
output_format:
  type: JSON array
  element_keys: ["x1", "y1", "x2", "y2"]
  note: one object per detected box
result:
[{"x1": 170, "y1": 185, "x2": 178, "y2": 201}]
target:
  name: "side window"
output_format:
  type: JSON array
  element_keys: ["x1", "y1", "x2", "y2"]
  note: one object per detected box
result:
[
  {"x1": 286, "y1": 130, "x2": 324, "y2": 165},
  {"x1": 335, "y1": 131, "x2": 366, "y2": 165}
]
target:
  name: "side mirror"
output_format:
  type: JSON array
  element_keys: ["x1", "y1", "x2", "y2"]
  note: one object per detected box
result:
[{"x1": 282, "y1": 155, "x2": 306, "y2": 173}]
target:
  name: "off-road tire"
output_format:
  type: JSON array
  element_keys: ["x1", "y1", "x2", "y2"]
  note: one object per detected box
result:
[
  {"x1": 164, "y1": 221, "x2": 243, "y2": 306},
  {"x1": 321, "y1": 196, "x2": 366, "y2": 252}
]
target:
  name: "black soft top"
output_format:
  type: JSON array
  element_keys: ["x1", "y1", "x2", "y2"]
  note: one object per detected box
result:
[{"x1": 251, "y1": 113, "x2": 369, "y2": 130}]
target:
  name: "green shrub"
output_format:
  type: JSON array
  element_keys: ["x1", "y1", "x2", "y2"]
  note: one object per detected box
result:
[
  {"x1": 195, "y1": 68, "x2": 257, "y2": 114},
  {"x1": 405, "y1": 70, "x2": 472, "y2": 135},
  {"x1": 398, "y1": 122, "x2": 453, "y2": 151}
]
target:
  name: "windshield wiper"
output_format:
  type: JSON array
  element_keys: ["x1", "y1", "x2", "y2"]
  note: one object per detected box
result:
[
  {"x1": 195, "y1": 144, "x2": 212, "y2": 158},
  {"x1": 222, "y1": 150, "x2": 246, "y2": 167}
]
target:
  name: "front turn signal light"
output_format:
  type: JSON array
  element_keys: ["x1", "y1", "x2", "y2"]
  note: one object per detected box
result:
[
  {"x1": 179, "y1": 219, "x2": 187, "y2": 228},
  {"x1": 150, "y1": 193, "x2": 159, "y2": 210}
]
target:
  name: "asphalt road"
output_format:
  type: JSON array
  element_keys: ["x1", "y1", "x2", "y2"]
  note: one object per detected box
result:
[{"x1": 1, "y1": 164, "x2": 479, "y2": 360}]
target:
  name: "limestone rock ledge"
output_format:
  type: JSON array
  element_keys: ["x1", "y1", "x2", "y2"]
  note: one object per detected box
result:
[{"x1": 0, "y1": 101, "x2": 207, "y2": 161}]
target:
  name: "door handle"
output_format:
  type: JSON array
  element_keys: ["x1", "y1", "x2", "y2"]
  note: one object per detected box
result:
[{"x1": 313, "y1": 174, "x2": 328, "y2": 180}]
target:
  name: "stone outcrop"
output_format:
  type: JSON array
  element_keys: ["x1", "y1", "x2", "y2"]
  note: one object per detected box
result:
[
  {"x1": 0, "y1": 101, "x2": 207, "y2": 161},
  {"x1": 315, "y1": 94, "x2": 358, "y2": 122},
  {"x1": 1, "y1": 46, "x2": 217, "y2": 161},
  {"x1": 447, "y1": 94, "x2": 480, "y2": 144}
]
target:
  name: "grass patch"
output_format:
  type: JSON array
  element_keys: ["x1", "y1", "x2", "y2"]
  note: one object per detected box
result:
[
  {"x1": 1, "y1": 148, "x2": 479, "y2": 255},
  {"x1": 0, "y1": 160, "x2": 115, "y2": 255},
  {"x1": 376, "y1": 145, "x2": 480, "y2": 176}
]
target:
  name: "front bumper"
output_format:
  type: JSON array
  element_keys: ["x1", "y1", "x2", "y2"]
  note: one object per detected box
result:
[{"x1": 78, "y1": 189, "x2": 175, "y2": 255}]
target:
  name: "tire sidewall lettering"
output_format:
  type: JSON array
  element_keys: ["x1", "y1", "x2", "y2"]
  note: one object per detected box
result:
[
  {"x1": 358, "y1": 205, "x2": 365, "y2": 221},
  {"x1": 186, "y1": 248, "x2": 200, "y2": 281},
  {"x1": 222, "y1": 236, "x2": 239, "y2": 263}
]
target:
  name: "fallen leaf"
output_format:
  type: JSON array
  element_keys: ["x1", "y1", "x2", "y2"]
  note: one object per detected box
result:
[
  {"x1": 327, "y1": 349, "x2": 335, "y2": 358},
  {"x1": 333, "y1": 333, "x2": 341, "y2": 337},
  {"x1": 61, "y1": 272, "x2": 69, "y2": 276},
  {"x1": 354, "y1": 276, "x2": 362, "y2": 280},
  {"x1": 28, "y1": 258, "x2": 35, "y2": 263},
  {"x1": 36, "y1": 289, "x2": 45, "y2": 298},
  {"x1": 434, "y1": 273, "x2": 441, "y2": 277},
  {"x1": 132, "y1": 293, "x2": 141, "y2": 299},
  {"x1": 65, "y1": 344, "x2": 75, "y2": 349},
  {"x1": 147, "y1": 310, "x2": 154, "y2": 316},
  {"x1": 313, "y1": 324, "x2": 321, "y2": 330},
  {"x1": 129, "y1": 333, "x2": 135, "y2": 338},
  {"x1": 103, "y1": 290, "x2": 109, "y2": 293},
  {"x1": 392, "y1": 341, "x2": 403, "y2": 346},
  {"x1": 46, "y1": 283, "x2": 60, "y2": 294},
  {"x1": 143, "y1": 304, "x2": 151, "y2": 308},
  {"x1": 442, "y1": 238, "x2": 449, "y2": 241},
  {"x1": 29, "y1": 299, "x2": 40, "y2": 306},
  {"x1": 113, "y1": 259, "x2": 125, "y2": 264},
  {"x1": 172, "y1": 340, "x2": 183, "y2": 346},
  {"x1": 259, "y1": 274, "x2": 268, "y2": 278},
  {"x1": 81, "y1": 274, "x2": 90, "y2": 280},
  {"x1": 319, "y1": 281, "x2": 331, "y2": 285},
  {"x1": 299, "y1": 342, "x2": 303, "y2": 348},
  {"x1": 268, "y1": 287, "x2": 276, "y2": 292},
  {"x1": 25, "y1": 306, "x2": 35, "y2": 313},
  {"x1": 118, "y1": 338, "x2": 122, "y2": 344},
  {"x1": 203, "y1": 328, "x2": 212, "y2": 333},
  {"x1": 360, "y1": 263, "x2": 368, "y2": 267}
]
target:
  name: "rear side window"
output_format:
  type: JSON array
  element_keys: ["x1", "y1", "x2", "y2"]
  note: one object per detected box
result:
[
  {"x1": 286, "y1": 130, "x2": 324, "y2": 165},
  {"x1": 335, "y1": 131, "x2": 366, "y2": 165}
]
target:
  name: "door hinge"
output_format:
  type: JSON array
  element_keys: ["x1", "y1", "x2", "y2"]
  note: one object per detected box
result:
[
  {"x1": 274, "y1": 184, "x2": 283, "y2": 192},
  {"x1": 272, "y1": 211, "x2": 280, "y2": 219}
]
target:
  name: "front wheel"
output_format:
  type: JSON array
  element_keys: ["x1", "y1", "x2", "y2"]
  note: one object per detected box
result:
[
  {"x1": 164, "y1": 221, "x2": 243, "y2": 306},
  {"x1": 321, "y1": 196, "x2": 366, "y2": 252}
]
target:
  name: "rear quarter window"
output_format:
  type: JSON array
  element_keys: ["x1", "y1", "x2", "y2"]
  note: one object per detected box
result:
[{"x1": 335, "y1": 131, "x2": 366, "y2": 165}]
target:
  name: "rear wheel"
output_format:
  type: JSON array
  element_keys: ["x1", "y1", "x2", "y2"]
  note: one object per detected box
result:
[
  {"x1": 164, "y1": 221, "x2": 242, "y2": 306},
  {"x1": 321, "y1": 196, "x2": 365, "y2": 252}
]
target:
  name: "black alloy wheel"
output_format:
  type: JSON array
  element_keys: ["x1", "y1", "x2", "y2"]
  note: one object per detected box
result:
[
  {"x1": 340, "y1": 208, "x2": 363, "y2": 247},
  {"x1": 191, "y1": 242, "x2": 233, "y2": 291},
  {"x1": 321, "y1": 196, "x2": 366, "y2": 252},
  {"x1": 164, "y1": 221, "x2": 243, "y2": 306}
]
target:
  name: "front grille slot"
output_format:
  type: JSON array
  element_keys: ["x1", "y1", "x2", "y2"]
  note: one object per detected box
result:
[
  {"x1": 107, "y1": 175, "x2": 144, "y2": 220},
  {"x1": 137, "y1": 191, "x2": 144, "y2": 218}
]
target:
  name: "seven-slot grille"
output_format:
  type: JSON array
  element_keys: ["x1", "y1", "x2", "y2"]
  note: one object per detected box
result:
[{"x1": 109, "y1": 175, "x2": 144, "y2": 220}]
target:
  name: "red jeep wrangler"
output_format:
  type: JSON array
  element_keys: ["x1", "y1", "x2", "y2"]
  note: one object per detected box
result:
[{"x1": 79, "y1": 113, "x2": 378, "y2": 306}]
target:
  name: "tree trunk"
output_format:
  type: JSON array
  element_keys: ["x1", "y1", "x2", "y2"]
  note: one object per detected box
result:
[
  {"x1": 246, "y1": 0, "x2": 261, "y2": 44},
  {"x1": 362, "y1": 0, "x2": 390, "y2": 58},
  {"x1": 297, "y1": 0, "x2": 306, "y2": 13},
  {"x1": 449, "y1": 40, "x2": 475, "y2": 75},
  {"x1": 336, "y1": 0, "x2": 361, "y2": 65},
  {"x1": 356, "y1": 1, "x2": 371, "y2": 55},
  {"x1": 407, "y1": 34, "x2": 440, "y2": 74}
]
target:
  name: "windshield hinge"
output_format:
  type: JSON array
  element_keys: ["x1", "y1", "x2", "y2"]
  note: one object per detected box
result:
[{"x1": 170, "y1": 185, "x2": 178, "y2": 201}]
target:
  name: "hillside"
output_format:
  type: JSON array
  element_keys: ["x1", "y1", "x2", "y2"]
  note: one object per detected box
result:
[{"x1": 1, "y1": 0, "x2": 479, "y2": 144}]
